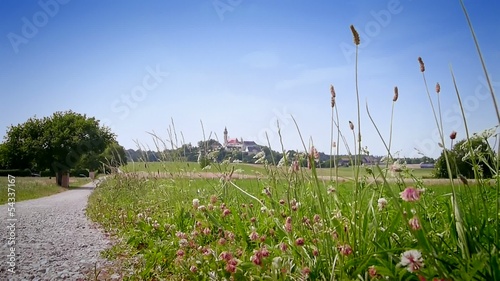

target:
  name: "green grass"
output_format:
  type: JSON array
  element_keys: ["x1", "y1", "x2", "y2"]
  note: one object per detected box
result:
[
  {"x1": 86, "y1": 170, "x2": 478, "y2": 280},
  {"x1": 124, "y1": 161, "x2": 434, "y2": 179},
  {"x1": 0, "y1": 176, "x2": 91, "y2": 204}
]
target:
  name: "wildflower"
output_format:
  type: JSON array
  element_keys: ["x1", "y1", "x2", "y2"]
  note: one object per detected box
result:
[
  {"x1": 250, "y1": 254, "x2": 261, "y2": 266},
  {"x1": 400, "y1": 249, "x2": 424, "y2": 272},
  {"x1": 391, "y1": 161, "x2": 403, "y2": 173},
  {"x1": 203, "y1": 227, "x2": 211, "y2": 236},
  {"x1": 291, "y1": 160, "x2": 299, "y2": 172},
  {"x1": 222, "y1": 208, "x2": 231, "y2": 217},
  {"x1": 409, "y1": 216, "x2": 421, "y2": 230},
  {"x1": 311, "y1": 146, "x2": 320, "y2": 160},
  {"x1": 279, "y1": 242, "x2": 288, "y2": 252},
  {"x1": 190, "y1": 265, "x2": 198, "y2": 273},
  {"x1": 152, "y1": 220, "x2": 160, "y2": 230},
  {"x1": 313, "y1": 248, "x2": 319, "y2": 256},
  {"x1": 176, "y1": 249, "x2": 185, "y2": 257},
  {"x1": 350, "y1": 25, "x2": 360, "y2": 45},
  {"x1": 201, "y1": 247, "x2": 213, "y2": 256},
  {"x1": 393, "y1": 86, "x2": 399, "y2": 102},
  {"x1": 436, "y1": 82, "x2": 441, "y2": 94},
  {"x1": 377, "y1": 198, "x2": 388, "y2": 210},
  {"x1": 137, "y1": 213, "x2": 144, "y2": 220},
  {"x1": 295, "y1": 237, "x2": 305, "y2": 246},
  {"x1": 302, "y1": 267, "x2": 311, "y2": 277},
  {"x1": 225, "y1": 261, "x2": 237, "y2": 273},
  {"x1": 259, "y1": 234, "x2": 267, "y2": 242},
  {"x1": 210, "y1": 195, "x2": 218, "y2": 204},
  {"x1": 207, "y1": 203, "x2": 214, "y2": 211},
  {"x1": 218, "y1": 238, "x2": 227, "y2": 245},
  {"x1": 400, "y1": 187, "x2": 424, "y2": 202},
  {"x1": 219, "y1": 251, "x2": 233, "y2": 262},
  {"x1": 285, "y1": 218, "x2": 292, "y2": 233},
  {"x1": 368, "y1": 265, "x2": 377, "y2": 277},
  {"x1": 261, "y1": 247, "x2": 270, "y2": 257},
  {"x1": 225, "y1": 230, "x2": 235, "y2": 241},
  {"x1": 418, "y1": 57, "x2": 425, "y2": 72},
  {"x1": 279, "y1": 199, "x2": 285, "y2": 205},
  {"x1": 262, "y1": 188, "x2": 271, "y2": 197},
  {"x1": 450, "y1": 131, "x2": 457, "y2": 140},
  {"x1": 192, "y1": 198, "x2": 200, "y2": 208},
  {"x1": 249, "y1": 229, "x2": 259, "y2": 241},
  {"x1": 313, "y1": 214, "x2": 321, "y2": 223},
  {"x1": 339, "y1": 244, "x2": 353, "y2": 256},
  {"x1": 179, "y1": 239, "x2": 188, "y2": 248},
  {"x1": 327, "y1": 186, "x2": 336, "y2": 194}
]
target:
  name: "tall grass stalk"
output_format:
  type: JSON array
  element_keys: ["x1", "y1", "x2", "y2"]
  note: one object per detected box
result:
[{"x1": 459, "y1": 0, "x2": 500, "y2": 252}]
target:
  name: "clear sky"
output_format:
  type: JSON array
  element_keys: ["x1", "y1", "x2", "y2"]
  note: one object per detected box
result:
[{"x1": 1, "y1": 0, "x2": 499, "y2": 159}]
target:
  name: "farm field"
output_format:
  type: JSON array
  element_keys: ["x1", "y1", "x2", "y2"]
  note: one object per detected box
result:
[
  {"x1": 0, "y1": 177, "x2": 91, "y2": 204},
  {"x1": 122, "y1": 161, "x2": 435, "y2": 180}
]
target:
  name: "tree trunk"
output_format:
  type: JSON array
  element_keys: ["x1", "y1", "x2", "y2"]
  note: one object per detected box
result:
[
  {"x1": 55, "y1": 171, "x2": 69, "y2": 188},
  {"x1": 56, "y1": 172, "x2": 62, "y2": 186}
]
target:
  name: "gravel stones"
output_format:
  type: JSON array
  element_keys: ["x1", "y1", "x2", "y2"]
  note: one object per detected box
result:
[{"x1": 0, "y1": 181, "x2": 116, "y2": 280}]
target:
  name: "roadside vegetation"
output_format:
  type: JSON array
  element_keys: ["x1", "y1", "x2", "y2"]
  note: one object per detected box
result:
[
  {"x1": 86, "y1": 3, "x2": 500, "y2": 278},
  {"x1": 0, "y1": 176, "x2": 91, "y2": 204}
]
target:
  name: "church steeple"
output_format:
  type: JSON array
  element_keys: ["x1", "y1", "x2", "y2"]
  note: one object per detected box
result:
[{"x1": 223, "y1": 127, "x2": 228, "y2": 146}]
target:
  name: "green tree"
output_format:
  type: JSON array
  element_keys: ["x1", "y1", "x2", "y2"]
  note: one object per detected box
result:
[
  {"x1": 2, "y1": 111, "x2": 116, "y2": 186},
  {"x1": 434, "y1": 136, "x2": 495, "y2": 179}
]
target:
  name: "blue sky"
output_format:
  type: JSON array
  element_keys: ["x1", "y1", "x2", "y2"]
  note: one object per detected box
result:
[{"x1": 1, "y1": 0, "x2": 499, "y2": 159}]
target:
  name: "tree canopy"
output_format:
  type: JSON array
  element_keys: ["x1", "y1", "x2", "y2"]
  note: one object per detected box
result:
[
  {"x1": 1, "y1": 111, "x2": 124, "y2": 183},
  {"x1": 434, "y1": 134, "x2": 496, "y2": 179}
]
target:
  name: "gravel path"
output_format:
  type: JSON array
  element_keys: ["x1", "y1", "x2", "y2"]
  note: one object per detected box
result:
[{"x1": 0, "y1": 181, "x2": 117, "y2": 281}]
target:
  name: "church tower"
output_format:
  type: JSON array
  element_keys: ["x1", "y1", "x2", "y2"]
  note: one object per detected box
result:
[{"x1": 223, "y1": 127, "x2": 228, "y2": 146}]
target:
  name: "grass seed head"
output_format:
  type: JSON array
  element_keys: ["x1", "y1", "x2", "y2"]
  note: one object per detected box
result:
[
  {"x1": 350, "y1": 25, "x2": 360, "y2": 45},
  {"x1": 450, "y1": 131, "x2": 457, "y2": 140},
  {"x1": 418, "y1": 57, "x2": 425, "y2": 72},
  {"x1": 393, "y1": 86, "x2": 399, "y2": 102},
  {"x1": 349, "y1": 121, "x2": 354, "y2": 130},
  {"x1": 436, "y1": 82, "x2": 441, "y2": 94}
]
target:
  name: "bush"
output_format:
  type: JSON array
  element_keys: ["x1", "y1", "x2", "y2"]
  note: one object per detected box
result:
[
  {"x1": 434, "y1": 136, "x2": 495, "y2": 179},
  {"x1": 0, "y1": 169, "x2": 32, "y2": 177}
]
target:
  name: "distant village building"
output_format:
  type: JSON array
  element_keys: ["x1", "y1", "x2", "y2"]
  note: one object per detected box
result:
[{"x1": 223, "y1": 127, "x2": 261, "y2": 155}]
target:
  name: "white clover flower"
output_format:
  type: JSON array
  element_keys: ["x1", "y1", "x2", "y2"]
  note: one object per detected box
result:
[
  {"x1": 377, "y1": 198, "x2": 388, "y2": 210},
  {"x1": 192, "y1": 198, "x2": 200, "y2": 208},
  {"x1": 399, "y1": 249, "x2": 424, "y2": 272}
]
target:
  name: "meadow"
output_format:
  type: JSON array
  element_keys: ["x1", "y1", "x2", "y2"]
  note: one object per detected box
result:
[
  {"x1": 122, "y1": 161, "x2": 434, "y2": 180},
  {"x1": 0, "y1": 176, "x2": 91, "y2": 204},
  {"x1": 86, "y1": 6, "x2": 499, "y2": 280}
]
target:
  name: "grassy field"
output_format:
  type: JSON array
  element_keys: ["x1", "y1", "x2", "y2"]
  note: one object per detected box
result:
[
  {"x1": 86, "y1": 164, "x2": 488, "y2": 280},
  {"x1": 0, "y1": 176, "x2": 91, "y2": 204},
  {"x1": 123, "y1": 161, "x2": 435, "y2": 179}
]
